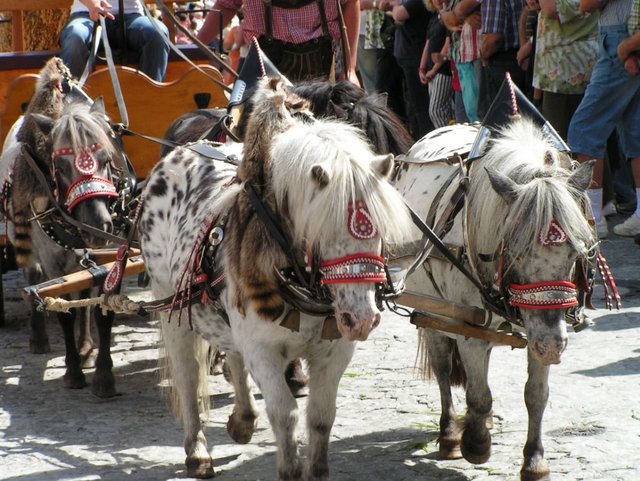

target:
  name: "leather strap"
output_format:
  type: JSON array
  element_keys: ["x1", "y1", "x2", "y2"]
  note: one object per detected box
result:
[{"x1": 21, "y1": 144, "x2": 139, "y2": 248}]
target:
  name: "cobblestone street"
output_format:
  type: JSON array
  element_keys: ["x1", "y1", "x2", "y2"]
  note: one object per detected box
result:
[{"x1": 1, "y1": 215, "x2": 639, "y2": 481}]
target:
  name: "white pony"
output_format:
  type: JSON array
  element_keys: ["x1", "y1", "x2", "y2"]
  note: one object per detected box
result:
[
  {"x1": 140, "y1": 78, "x2": 412, "y2": 479},
  {"x1": 394, "y1": 119, "x2": 596, "y2": 481}
]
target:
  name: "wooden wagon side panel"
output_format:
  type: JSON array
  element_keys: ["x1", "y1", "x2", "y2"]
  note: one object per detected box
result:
[
  {"x1": 0, "y1": 64, "x2": 228, "y2": 178},
  {"x1": 82, "y1": 65, "x2": 228, "y2": 178}
]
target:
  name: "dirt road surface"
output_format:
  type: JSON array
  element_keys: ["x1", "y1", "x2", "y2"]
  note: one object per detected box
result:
[{"x1": 1, "y1": 215, "x2": 639, "y2": 481}]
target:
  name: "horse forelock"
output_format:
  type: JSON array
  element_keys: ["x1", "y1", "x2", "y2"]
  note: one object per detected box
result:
[
  {"x1": 270, "y1": 120, "x2": 412, "y2": 250},
  {"x1": 468, "y1": 118, "x2": 593, "y2": 264},
  {"x1": 51, "y1": 102, "x2": 117, "y2": 159}
]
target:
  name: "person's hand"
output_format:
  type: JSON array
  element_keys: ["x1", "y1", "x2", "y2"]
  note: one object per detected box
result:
[
  {"x1": 419, "y1": 68, "x2": 435, "y2": 84},
  {"x1": 465, "y1": 10, "x2": 481, "y2": 30},
  {"x1": 347, "y1": 68, "x2": 362, "y2": 87},
  {"x1": 526, "y1": 0, "x2": 541, "y2": 11},
  {"x1": 378, "y1": 0, "x2": 392, "y2": 11},
  {"x1": 624, "y1": 56, "x2": 640, "y2": 76},
  {"x1": 517, "y1": 40, "x2": 532, "y2": 70},
  {"x1": 84, "y1": 0, "x2": 115, "y2": 21}
]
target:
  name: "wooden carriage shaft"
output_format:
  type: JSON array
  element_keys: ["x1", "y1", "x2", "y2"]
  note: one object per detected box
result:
[{"x1": 22, "y1": 255, "x2": 146, "y2": 302}]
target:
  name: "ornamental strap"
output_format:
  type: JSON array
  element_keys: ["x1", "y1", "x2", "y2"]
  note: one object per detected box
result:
[
  {"x1": 319, "y1": 253, "x2": 386, "y2": 284},
  {"x1": 508, "y1": 281, "x2": 578, "y2": 310}
]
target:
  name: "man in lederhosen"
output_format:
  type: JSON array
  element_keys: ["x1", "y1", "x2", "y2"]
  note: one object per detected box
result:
[{"x1": 197, "y1": 0, "x2": 361, "y2": 83}]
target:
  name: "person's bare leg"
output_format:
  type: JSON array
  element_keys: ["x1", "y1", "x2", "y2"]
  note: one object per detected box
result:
[
  {"x1": 577, "y1": 153, "x2": 607, "y2": 237},
  {"x1": 613, "y1": 157, "x2": 640, "y2": 236}
]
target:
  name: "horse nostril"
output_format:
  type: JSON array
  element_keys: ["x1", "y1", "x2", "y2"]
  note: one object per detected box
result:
[
  {"x1": 372, "y1": 312, "x2": 381, "y2": 329},
  {"x1": 340, "y1": 312, "x2": 354, "y2": 328}
]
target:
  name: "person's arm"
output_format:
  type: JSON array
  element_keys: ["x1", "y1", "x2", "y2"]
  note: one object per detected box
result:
[
  {"x1": 539, "y1": 0, "x2": 559, "y2": 18},
  {"x1": 579, "y1": 0, "x2": 607, "y2": 14},
  {"x1": 392, "y1": 4, "x2": 411, "y2": 22},
  {"x1": 419, "y1": 39, "x2": 431, "y2": 83},
  {"x1": 479, "y1": 0, "x2": 504, "y2": 61},
  {"x1": 79, "y1": 0, "x2": 115, "y2": 21},
  {"x1": 197, "y1": 6, "x2": 239, "y2": 44},
  {"x1": 343, "y1": 0, "x2": 362, "y2": 84}
]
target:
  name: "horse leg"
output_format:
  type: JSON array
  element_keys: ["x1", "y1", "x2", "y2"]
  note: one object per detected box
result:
[
  {"x1": 162, "y1": 317, "x2": 214, "y2": 479},
  {"x1": 423, "y1": 330, "x2": 463, "y2": 460},
  {"x1": 224, "y1": 351, "x2": 259, "y2": 444},
  {"x1": 245, "y1": 347, "x2": 302, "y2": 481},
  {"x1": 91, "y1": 307, "x2": 117, "y2": 398},
  {"x1": 77, "y1": 299, "x2": 95, "y2": 367},
  {"x1": 57, "y1": 309, "x2": 87, "y2": 388},
  {"x1": 520, "y1": 351, "x2": 551, "y2": 481},
  {"x1": 305, "y1": 341, "x2": 355, "y2": 481},
  {"x1": 26, "y1": 268, "x2": 50, "y2": 353},
  {"x1": 457, "y1": 338, "x2": 493, "y2": 465}
]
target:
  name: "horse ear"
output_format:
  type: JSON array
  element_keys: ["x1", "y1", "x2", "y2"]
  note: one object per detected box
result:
[
  {"x1": 371, "y1": 154, "x2": 394, "y2": 179},
  {"x1": 311, "y1": 164, "x2": 331, "y2": 188},
  {"x1": 90, "y1": 97, "x2": 106, "y2": 115},
  {"x1": 29, "y1": 113, "x2": 55, "y2": 136},
  {"x1": 568, "y1": 159, "x2": 595, "y2": 192},
  {"x1": 485, "y1": 167, "x2": 519, "y2": 203}
]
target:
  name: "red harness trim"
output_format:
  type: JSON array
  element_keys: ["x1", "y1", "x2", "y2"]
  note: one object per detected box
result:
[
  {"x1": 319, "y1": 253, "x2": 386, "y2": 285},
  {"x1": 65, "y1": 176, "x2": 118, "y2": 212},
  {"x1": 508, "y1": 281, "x2": 578, "y2": 310}
]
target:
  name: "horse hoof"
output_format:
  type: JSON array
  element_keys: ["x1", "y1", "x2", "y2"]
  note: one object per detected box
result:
[
  {"x1": 63, "y1": 370, "x2": 87, "y2": 389},
  {"x1": 438, "y1": 437, "x2": 463, "y2": 460},
  {"x1": 227, "y1": 412, "x2": 257, "y2": 444},
  {"x1": 521, "y1": 467, "x2": 551, "y2": 481},
  {"x1": 186, "y1": 455, "x2": 215, "y2": 479},
  {"x1": 460, "y1": 430, "x2": 491, "y2": 464},
  {"x1": 91, "y1": 371, "x2": 117, "y2": 398}
]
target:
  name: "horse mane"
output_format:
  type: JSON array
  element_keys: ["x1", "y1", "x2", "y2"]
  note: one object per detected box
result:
[
  {"x1": 270, "y1": 120, "x2": 412, "y2": 249},
  {"x1": 16, "y1": 57, "x2": 70, "y2": 159},
  {"x1": 235, "y1": 80, "x2": 413, "y2": 156},
  {"x1": 467, "y1": 118, "x2": 593, "y2": 265},
  {"x1": 51, "y1": 101, "x2": 117, "y2": 160}
]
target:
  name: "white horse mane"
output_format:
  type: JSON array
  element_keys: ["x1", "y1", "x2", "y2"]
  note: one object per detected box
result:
[
  {"x1": 467, "y1": 118, "x2": 593, "y2": 263},
  {"x1": 51, "y1": 102, "x2": 116, "y2": 158},
  {"x1": 268, "y1": 119, "x2": 412, "y2": 249}
]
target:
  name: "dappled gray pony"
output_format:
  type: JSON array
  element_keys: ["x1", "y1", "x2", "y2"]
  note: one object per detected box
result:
[
  {"x1": 140, "y1": 77, "x2": 413, "y2": 479},
  {"x1": 394, "y1": 119, "x2": 596, "y2": 481},
  {"x1": 0, "y1": 58, "x2": 124, "y2": 396}
]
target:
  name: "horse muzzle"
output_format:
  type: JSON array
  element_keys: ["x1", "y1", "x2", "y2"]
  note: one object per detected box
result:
[{"x1": 335, "y1": 308, "x2": 381, "y2": 341}]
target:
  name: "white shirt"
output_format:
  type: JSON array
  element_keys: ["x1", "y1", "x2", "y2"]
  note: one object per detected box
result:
[{"x1": 71, "y1": 0, "x2": 144, "y2": 15}]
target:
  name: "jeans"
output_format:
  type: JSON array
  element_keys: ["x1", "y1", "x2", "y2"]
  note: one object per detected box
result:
[
  {"x1": 60, "y1": 12, "x2": 170, "y2": 82},
  {"x1": 568, "y1": 24, "x2": 640, "y2": 160}
]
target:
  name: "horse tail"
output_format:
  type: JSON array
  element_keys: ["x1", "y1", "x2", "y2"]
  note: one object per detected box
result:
[
  {"x1": 12, "y1": 213, "x2": 32, "y2": 266},
  {"x1": 416, "y1": 328, "x2": 467, "y2": 388},
  {"x1": 157, "y1": 313, "x2": 214, "y2": 423}
]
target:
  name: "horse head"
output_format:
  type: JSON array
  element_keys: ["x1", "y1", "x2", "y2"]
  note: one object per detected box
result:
[
  {"x1": 468, "y1": 119, "x2": 596, "y2": 365},
  {"x1": 270, "y1": 121, "x2": 412, "y2": 341},
  {"x1": 32, "y1": 98, "x2": 120, "y2": 247}
]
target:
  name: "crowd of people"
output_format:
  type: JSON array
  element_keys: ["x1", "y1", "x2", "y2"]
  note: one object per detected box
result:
[
  {"x1": 58, "y1": 0, "x2": 640, "y2": 239},
  {"x1": 355, "y1": 0, "x2": 640, "y2": 239}
]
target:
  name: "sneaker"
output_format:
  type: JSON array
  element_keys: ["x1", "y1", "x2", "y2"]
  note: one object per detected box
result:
[
  {"x1": 613, "y1": 214, "x2": 640, "y2": 237},
  {"x1": 596, "y1": 217, "x2": 609, "y2": 239},
  {"x1": 602, "y1": 201, "x2": 617, "y2": 218}
]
